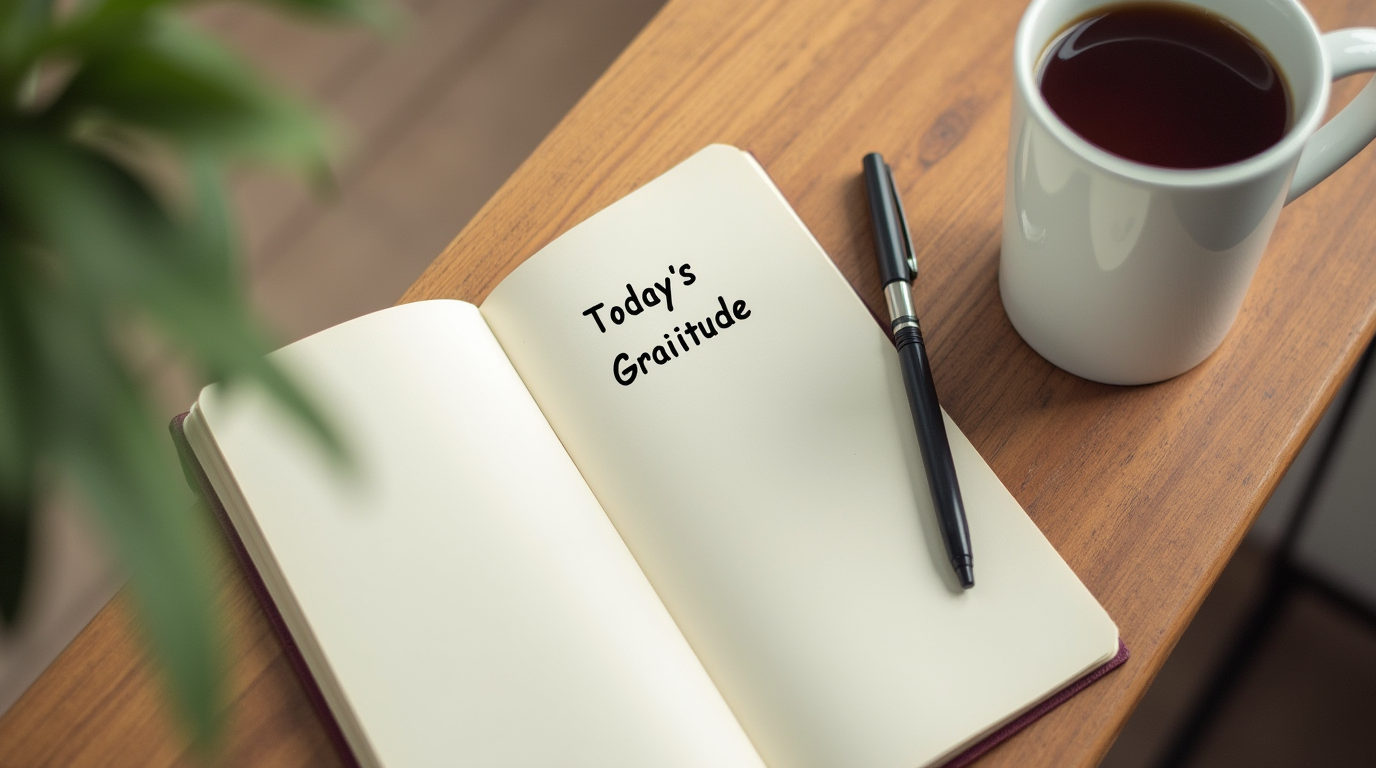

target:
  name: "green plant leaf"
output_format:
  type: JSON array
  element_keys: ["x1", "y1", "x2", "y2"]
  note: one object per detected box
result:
[
  {"x1": 42, "y1": 303, "x2": 223, "y2": 747},
  {"x1": 4, "y1": 238, "x2": 224, "y2": 744},
  {"x1": 0, "y1": 0, "x2": 53, "y2": 59},
  {"x1": 0, "y1": 223, "x2": 42, "y2": 630},
  {"x1": 251, "y1": 0, "x2": 396, "y2": 28},
  {"x1": 0, "y1": 492, "x2": 32, "y2": 627},
  {"x1": 184, "y1": 151, "x2": 235, "y2": 276},
  {"x1": 52, "y1": 14, "x2": 332, "y2": 173},
  {"x1": 0, "y1": 125, "x2": 341, "y2": 743},
  {"x1": 0, "y1": 128, "x2": 347, "y2": 461},
  {"x1": 7, "y1": 5, "x2": 151, "y2": 88},
  {"x1": 0, "y1": 236, "x2": 41, "y2": 509},
  {"x1": 0, "y1": 0, "x2": 383, "y2": 745}
]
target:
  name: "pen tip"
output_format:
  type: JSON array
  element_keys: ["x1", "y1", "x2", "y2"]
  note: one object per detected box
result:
[{"x1": 954, "y1": 558, "x2": 975, "y2": 590}]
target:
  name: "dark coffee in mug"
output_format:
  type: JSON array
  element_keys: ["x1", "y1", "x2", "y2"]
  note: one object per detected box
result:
[{"x1": 1038, "y1": 2, "x2": 1289, "y2": 169}]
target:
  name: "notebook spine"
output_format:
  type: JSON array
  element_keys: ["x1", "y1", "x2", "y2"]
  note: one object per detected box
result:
[{"x1": 169, "y1": 412, "x2": 363, "y2": 768}]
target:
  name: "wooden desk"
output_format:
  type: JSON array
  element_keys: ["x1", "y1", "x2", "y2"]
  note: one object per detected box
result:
[{"x1": 4, "y1": 0, "x2": 1375, "y2": 765}]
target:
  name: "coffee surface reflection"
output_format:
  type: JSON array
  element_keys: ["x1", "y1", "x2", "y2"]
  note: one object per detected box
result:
[{"x1": 1039, "y1": 2, "x2": 1289, "y2": 169}]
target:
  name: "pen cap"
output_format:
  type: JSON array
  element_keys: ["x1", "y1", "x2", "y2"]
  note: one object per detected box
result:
[{"x1": 862, "y1": 152, "x2": 913, "y2": 286}]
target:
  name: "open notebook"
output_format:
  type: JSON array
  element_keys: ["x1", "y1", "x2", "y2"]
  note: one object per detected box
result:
[{"x1": 177, "y1": 145, "x2": 1125, "y2": 768}]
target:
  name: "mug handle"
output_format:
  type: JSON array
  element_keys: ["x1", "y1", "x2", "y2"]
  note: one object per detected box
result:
[{"x1": 1287, "y1": 29, "x2": 1376, "y2": 204}]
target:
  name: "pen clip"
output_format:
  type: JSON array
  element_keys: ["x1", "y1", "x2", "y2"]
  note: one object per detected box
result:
[{"x1": 885, "y1": 163, "x2": 918, "y2": 279}]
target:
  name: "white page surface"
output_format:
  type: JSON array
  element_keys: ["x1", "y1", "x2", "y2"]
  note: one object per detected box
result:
[
  {"x1": 481, "y1": 145, "x2": 1120, "y2": 768},
  {"x1": 194, "y1": 301, "x2": 763, "y2": 768}
]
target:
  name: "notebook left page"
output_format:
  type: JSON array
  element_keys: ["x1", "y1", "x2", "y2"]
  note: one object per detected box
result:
[{"x1": 187, "y1": 300, "x2": 762, "y2": 768}]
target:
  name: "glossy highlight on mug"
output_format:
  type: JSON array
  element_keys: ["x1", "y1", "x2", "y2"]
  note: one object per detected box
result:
[{"x1": 1039, "y1": 2, "x2": 1290, "y2": 169}]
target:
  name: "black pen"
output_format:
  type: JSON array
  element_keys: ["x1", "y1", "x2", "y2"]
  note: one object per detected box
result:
[{"x1": 862, "y1": 152, "x2": 974, "y2": 589}]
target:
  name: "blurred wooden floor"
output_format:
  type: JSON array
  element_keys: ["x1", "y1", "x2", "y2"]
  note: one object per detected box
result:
[{"x1": 1, "y1": 0, "x2": 1373, "y2": 765}]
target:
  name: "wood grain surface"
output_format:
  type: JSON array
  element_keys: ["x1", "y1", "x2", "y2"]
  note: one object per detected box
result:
[{"x1": 5, "y1": 0, "x2": 1376, "y2": 765}]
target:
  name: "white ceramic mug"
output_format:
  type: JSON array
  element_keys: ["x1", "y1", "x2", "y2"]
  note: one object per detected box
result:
[{"x1": 1000, "y1": 0, "x2": 1376, "y2": 385}]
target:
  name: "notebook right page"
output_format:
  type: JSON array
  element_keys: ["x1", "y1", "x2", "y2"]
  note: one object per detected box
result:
[{"x1": 481, "y1": 145, "x2": 1120, "y2": 768}]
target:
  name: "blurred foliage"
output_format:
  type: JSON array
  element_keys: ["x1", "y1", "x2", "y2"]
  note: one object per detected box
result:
[{"x1": 0, "y1": 0, "x2": 386, "y2": 750}]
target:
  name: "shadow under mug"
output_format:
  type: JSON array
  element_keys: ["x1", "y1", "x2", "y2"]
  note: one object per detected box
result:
[{"x1": 1000, "y1": 0, "x2": 1376, "y2": 385}]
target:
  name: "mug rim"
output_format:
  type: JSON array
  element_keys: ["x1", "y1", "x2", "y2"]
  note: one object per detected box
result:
[{"x1": 1014, "y1": 0, "x2": 1331, "y2": 188}]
